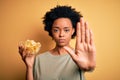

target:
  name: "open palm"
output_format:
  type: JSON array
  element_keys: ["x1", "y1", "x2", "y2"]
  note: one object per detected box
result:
[{"x1": 64, "y1": 18, "x2": 96, "y2": 71}]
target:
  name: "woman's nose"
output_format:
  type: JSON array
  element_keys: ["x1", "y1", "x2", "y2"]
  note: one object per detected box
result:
[{"x1": 59, "y1": 30, "x2": 64, "y2": 37}]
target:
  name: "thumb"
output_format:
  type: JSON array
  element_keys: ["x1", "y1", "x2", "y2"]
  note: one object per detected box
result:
[{"x1": 63, "y1": 46, "x2": 76, "y2": 59}]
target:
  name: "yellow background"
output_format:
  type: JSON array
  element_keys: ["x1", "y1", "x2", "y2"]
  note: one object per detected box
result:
[{"x1": 0, "y1": 0, "x2": 120, "y2": 80}]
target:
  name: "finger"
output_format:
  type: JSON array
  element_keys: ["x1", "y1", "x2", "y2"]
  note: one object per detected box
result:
[
  {"x1": 18, "y1": 41, "x2": 24, "y2": 47},
  {"x1": 89, "y1": 29, "x2": 94, "y2": 46},
  {"x1": 18, "y1": 47, "x2": 23, "y2": 55},
  {"x1": 76, "y1": 22, "x2": 81, "y2": 44},
  {"x1": 23, "y1": 50, "x2": 34, "y2": 61},
  {"x1": 85, "y1": 22, "x2": 90, "y2": 44},
  {"x1": 18, "y1": 41, "x2": 24, "y2": 49},
  {"x1": 63, "y1": 46, "x2": 76, "y2": 59},
  {"x1": 22, "y1": 51, "x2": 26, "y2": 60},
  {"x1": 18, "y1": 44, "x2": 24, "y2": 55},
  {"x1": 22, "y1": 50, "x2": 31, "y2": 60},
  {"x1": 26, "y1": 52, "x2": 34, "y2": 57},
  {"x1": 80, "y1": 18, "x2": 85, "y2": 42}
]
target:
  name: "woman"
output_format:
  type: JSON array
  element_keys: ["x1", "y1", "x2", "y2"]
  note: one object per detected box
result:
[{"x1": 18, "y1": 5, "x2": 96, "y2": 80}]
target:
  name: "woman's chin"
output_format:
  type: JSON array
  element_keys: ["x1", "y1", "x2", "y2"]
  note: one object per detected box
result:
[{"x1": 57, "y1": 43, "x2": 68, "y2": 47}]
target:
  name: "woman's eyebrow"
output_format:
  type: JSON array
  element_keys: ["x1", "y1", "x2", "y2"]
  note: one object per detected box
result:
[
  {"x1": 64, "y1": 27, "x2": 70, "y2": 29},
  {"x1": 52, "y1": 26, "x2": 71, "y2": 29},
  {"x1": 52, "y1": 26, "x2": 59, "y2": 28},
  {"x1": 64, "y1": 27, "x2": 69, "y2": 28}
]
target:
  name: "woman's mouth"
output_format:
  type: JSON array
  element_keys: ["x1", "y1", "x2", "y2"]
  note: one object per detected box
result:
[{"x1": 59, "y1": 39, "x2": 65, "y2": 43}]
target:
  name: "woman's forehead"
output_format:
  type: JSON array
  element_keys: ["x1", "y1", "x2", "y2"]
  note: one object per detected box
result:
[{"x1": 52, "y1": 18, "x2": 72, "y2": 28}]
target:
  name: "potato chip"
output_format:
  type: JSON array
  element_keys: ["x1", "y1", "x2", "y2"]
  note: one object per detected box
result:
[{"x1": 23, "y1": 40, "x2": 41, "y2": 54}]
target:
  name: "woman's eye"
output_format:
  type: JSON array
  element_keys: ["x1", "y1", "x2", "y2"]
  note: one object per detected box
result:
[
  {"x1": 53, "y1": 29, "x2": 59, "y2": 32},
  {"x1": 65, "y1": 29, "x2": 70, "y2": 32}
]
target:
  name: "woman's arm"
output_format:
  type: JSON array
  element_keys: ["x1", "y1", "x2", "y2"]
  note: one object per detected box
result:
[
  {"x1": 26, "y1": 67, "x2": 34, "y2": 80},
  {"x1": 18, "y1": 43, "x2": 35, "y2": 80}
]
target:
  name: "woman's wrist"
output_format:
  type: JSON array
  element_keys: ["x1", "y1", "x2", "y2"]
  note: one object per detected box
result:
[
  {"x1": 26, "y1": 65, "x2": 33, "y2": 70},
  {"x1": 26, "y1": 65, "x2": 34, "y2": 80}
]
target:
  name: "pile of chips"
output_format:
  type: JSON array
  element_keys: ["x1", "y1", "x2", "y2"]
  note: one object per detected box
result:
[{"x1": 23, "y1": 40, "x2": 41, "y2": 54}]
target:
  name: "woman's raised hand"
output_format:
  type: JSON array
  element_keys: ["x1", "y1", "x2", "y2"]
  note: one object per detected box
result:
[{"x1": 64, "y1": 18, "x2": 96, "y2": 71}]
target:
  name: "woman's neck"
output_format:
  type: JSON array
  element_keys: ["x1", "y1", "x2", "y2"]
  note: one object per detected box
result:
[{"x1": 50, "y1": 45, "x2": 73, "y2": 55}]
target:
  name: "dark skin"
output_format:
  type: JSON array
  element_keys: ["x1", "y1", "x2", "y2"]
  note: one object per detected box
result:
[
  {"x1": 18, "y1": 17, "x2": 96, "y2": 80},
  {"x1": 50, "y1": 17, "x2": 96, "y2": 71}
]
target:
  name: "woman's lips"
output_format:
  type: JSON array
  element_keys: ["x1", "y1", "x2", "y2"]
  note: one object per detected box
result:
[{"x1": 59, "y1": 39, "x2": 65, "y2": 43}]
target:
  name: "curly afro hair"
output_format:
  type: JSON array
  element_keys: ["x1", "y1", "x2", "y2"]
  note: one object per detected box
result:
[{"x1": 43, "y1": 5, "x2": 83, "y2": 38}]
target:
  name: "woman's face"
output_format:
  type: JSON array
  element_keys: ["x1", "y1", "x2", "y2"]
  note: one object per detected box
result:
[{"x1": 51, "y1": 18, "x2": 75, "y2": 47}]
